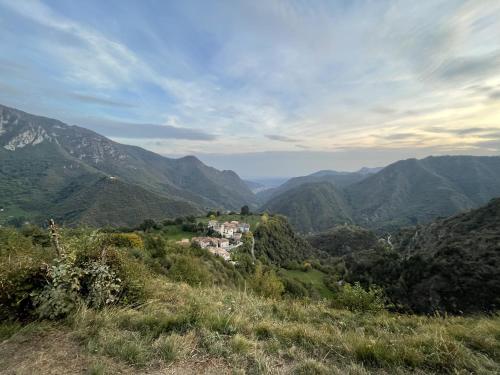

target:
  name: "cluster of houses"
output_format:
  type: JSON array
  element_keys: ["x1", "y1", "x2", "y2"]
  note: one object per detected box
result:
[
  {"x1": 189, "y1": 220, "x2": 250, "y2": 261},
  {"x1": 208, "y1": 220, "x2": 250, "y2": 241}
]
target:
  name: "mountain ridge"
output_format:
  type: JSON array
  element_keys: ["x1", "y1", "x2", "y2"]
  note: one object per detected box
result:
[
  {"x1": 0, "y1": 104, "x2": 255, "y2": 226},
  {"x1": 262, "y1": 155, "x2": 500, "y2": 232}
]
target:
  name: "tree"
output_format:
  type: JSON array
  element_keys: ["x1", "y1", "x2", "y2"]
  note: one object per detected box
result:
[
  {"x1": 138, "y1": 219, "x2": 157, "y2": 232},
  {"x1": 240, "y1": 205, "x2": 250, "y2": 215}
]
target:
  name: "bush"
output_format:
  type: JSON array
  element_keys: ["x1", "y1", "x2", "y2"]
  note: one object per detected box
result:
[
  {"x1": 331, "y1": 282, "x2": 386, "y2": 313},
  {"x1": 1, "y1": 229, "x2": 149, "y2": 320},
  {"x1": 0, "y1": 228, "x2": 53, "y2": 320},
  {"x1": 250, "y1": 263, "x2": 284, "y2": 298},
  {"x1": 108, "y1": 233, "x2": 144, "y2": 250},
  {"x1": 167, "y1": 255, "x2": 213, "y2": 286},
  {"x1": 144, "y1": 235, "x2": 166, "y2": 258}
]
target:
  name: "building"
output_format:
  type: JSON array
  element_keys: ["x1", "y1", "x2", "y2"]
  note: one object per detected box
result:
[
  {"x1": 191, "y1": 236, "x2": 230, "y2": 249},
  {"x1": 239, "y1": 223, "x2": 250, "y2": 233},
  {"x1": 207, "y1": 220, "x2": 250, "y2": 241},
  {"x1": 191, "y1": 237, "x2": 212, "y2": 249},
  {"x1": 208, "y1": 247, "x2": 231, "y2": 261}
]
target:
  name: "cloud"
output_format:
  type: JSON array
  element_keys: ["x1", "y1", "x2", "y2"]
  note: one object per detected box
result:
[
  {"x1": 379, "y1": 133, "x2": 419, "y2": 140},
  {"x1": 265, "y1": 134, "x2": 299, "y2": 143},
  {"x1": 435, "y1": 52, "x2": 500, "y2": 82},
  {"x1": 79, "y1": 119, "x2": 215, "y2": 141},
  {"x1": 69, "y1": 93, "x2": 136, "y2": 108},
  {"x1": 424, "y1": 126, "x2": 500, "y2": 136},
  {"x1": 489, "y1": 90, "x2": 500, "y2": 100}
]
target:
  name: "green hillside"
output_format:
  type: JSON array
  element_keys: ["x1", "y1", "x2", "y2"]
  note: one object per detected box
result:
[
  {"x1": 336, "y1": 198, "x2": 500, "y2": 314},
  {"x1": 262, "y1": 155, "x2": 500, "y2": 233},
  {"x1": 348, "y1": 155, "x2": 500, "y2": 230},
  {"x1": 253, "y1": 215, "x2": 320, "y2": 264},
  {"x1": 1, "y1": 224, "x2": 499, "y2": 374},
  {"x1": 0, "y1": 104, "x2": 257, "y2": 226},
  {"x1": 261, "y1": 182, "x2": 353, "y2": 233}
]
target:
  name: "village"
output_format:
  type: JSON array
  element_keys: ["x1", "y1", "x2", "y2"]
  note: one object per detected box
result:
[{"x1": 178, "y1": 220, "x2": 250, "y2": 261}]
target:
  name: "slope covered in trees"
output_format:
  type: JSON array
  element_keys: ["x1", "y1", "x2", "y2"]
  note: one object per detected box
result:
[
  {"x1": 336, "y1": 198, "x2": 500, "y2": 314},
  {"x1": 0, "y1": 104, "x2": 256, "y2": 226},
  {"x1": 261, "y1": 182, "x2": 353, "y2": 233},
  {"x1": 262, "y1": 155, "x2": 500, "y2": 232}
]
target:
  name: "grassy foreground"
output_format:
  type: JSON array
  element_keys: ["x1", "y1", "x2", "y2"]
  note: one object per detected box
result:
[{"x1": 1, "y1": 276, "x2": 499, "y2": 374}]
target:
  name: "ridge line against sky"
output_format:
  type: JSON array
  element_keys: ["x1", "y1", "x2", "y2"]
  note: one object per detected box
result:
[{"x1": 0, "y1": 0, "x2": 499, "y2": 177}]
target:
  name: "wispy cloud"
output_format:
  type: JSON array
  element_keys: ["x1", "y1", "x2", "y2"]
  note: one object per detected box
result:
[
  {"x1": 265, "y1": 134, "x2": 299, "y2": 143},
  {"x1": 75, "y1": 118, "x2": 215, "y2": 141},
  {"x1": 69, "y1": 93, "x2": 136, "y2": 108}
]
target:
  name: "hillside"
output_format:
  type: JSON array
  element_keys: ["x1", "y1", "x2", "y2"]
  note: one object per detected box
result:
[
  {"x1": 337, "y1": 198, "x2": 500, "y2": 314},
  {"x1": 0, "y1": 104, "x2": 256, "y2": 226},
  {"x1": 49, "y1": 177, "x2": 202, "y2": 227},
  {"x1": 307, "y1": 225, "x2": 381, "y2": 257},
  {"x1": 348, "y1": 155, "x2": 500, "y2": 230},
  {"x1": 256, "y1": 169, "x2": 372, "y2": 204},
  {"x1": 253, "y1": 215, "x2": 319, "y2": 264},
  {"x1": 1, "y1": 225, "x2": 499, "y2": 374},
  {"x1": 261, "y1": 182, "x2": 353, "y2": 233},
  {"x1": 263, "y1": 155, "x2": 500, "y2": 232}
]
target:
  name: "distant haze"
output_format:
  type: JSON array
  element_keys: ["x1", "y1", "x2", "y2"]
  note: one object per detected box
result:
[{"x1": 195, "y1": 149, "x2": 499, "y2": 178}]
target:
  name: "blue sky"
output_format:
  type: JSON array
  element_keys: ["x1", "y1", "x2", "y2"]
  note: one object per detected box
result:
[{"x1": 1, "y1": 0, "x2": 500, "y2": 177}]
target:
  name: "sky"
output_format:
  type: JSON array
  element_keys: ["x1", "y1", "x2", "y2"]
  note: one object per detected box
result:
[{"x1": 0, "y1": 0, "x2": 500, "y2": 178}]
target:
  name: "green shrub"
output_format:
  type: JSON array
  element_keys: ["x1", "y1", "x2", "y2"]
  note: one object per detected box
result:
[
  {"x1": 167, "y1": 255, "x2": 213, "y2": 286},
  {"x1": 144, "y1": 235, "x2": 167, "y2": 258},
  {"x1": 250, "y1": 263, "x2": 284, "y2": 298},
  {"x1": 331, "y1": 282, "x2": 386, "y2": 313}
]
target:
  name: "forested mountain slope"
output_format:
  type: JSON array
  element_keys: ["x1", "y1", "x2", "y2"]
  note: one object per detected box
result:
[{"x1": 0, "y1": 104, "x2": 255, "y2": 226}]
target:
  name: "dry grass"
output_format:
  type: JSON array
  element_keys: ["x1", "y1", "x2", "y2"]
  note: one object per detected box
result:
[{"x1": 1, "y1": 277, "x2": 499, "y2": 374}]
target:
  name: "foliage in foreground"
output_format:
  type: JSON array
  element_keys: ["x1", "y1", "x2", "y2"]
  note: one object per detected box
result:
[{"x1": 3, "y1": 279, "x2": 499, "y2": 374}]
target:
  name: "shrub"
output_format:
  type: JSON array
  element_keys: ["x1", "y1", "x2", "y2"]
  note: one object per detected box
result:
[
  {"x1": 108, "y1": 233, "x2": 144, "y2": 250},
  {"x1": 331, "y1": 282, "x2": 386, "y2": 313},
  {"x1": 250, "y1": 263, "x2": 284, "y2": 298},
  {"x1": 144, "y1": 235, "x2": 167, "y2": 258},
  {"x1": 167, "y1": 255, "x2": 213, "y2": 286}
]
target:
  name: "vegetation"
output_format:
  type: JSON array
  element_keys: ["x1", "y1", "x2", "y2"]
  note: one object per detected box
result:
[
  {"x1": 1, "y1": 268, "x2": 499, "y2": 373},
  {"x1": 253, "y1": 215, "x2": 319, "y2": 265},
  {"x1": 260, "y1": 155, "x2": 500, "y2": 233},
  {"x1": 1, "y1": 183, "x2": 500, "y2": 373},
  {"x1": 318, "y1": 199, "x2": 500, "y2": 314},
  {"x1": 262, "y1": 182, "x2": 353, "y2": 233},
  {"x1": 0, "y1": 104, "x2": 257, "y2": 227}
]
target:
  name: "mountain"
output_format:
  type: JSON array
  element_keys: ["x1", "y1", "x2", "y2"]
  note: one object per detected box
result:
[
  {"x1": 342, "y1": 198, "x2": 500, "y2": 313},
  {"x1": 261, "y1": 182, "x2": 353, "y2": 233},
  {"x1": 262, "y1": 155, "x2": 500, "y2": 232},
  {"x1": 243, "y1": 179, "x2": 267, "y2": 194},
  {"x1": 0, "y1": 104, "x2": 255, "y2": 226},
  {"x1": 348, "y1": 155, "x2": 500, "y2": 230},
  {"x1": 256, "y1": 168, "x2": 374, "y2": 204}
]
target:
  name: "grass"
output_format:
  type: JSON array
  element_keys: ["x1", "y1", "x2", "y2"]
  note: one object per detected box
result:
[
  {"x1": 161, "y1": 224, "x2": 198, "y2": 241},
  {"x1": 2, "y1": 277, "x2": 495, "y2": 374},
  {"x1": 282, "y1": 269, "x2": 334, "y2": 298}
]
